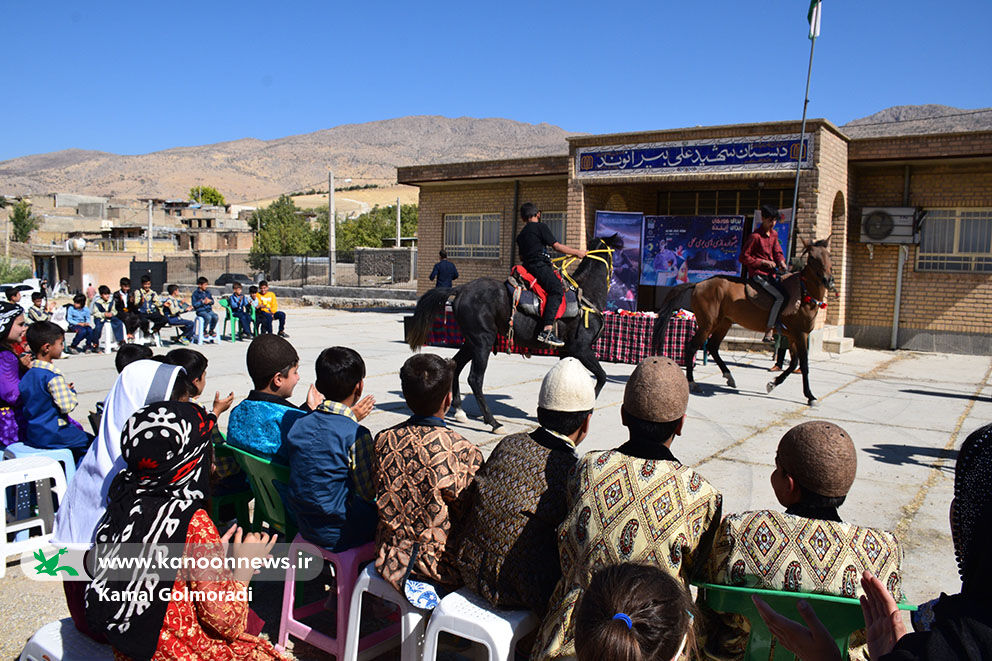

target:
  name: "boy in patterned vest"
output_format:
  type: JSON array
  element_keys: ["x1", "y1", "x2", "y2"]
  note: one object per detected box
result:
[
  {"x1": 457, "y1": 357, "x2": 594, "y2": 617},
  {"x1": 372, "y1": 353, "x2": 483, "y2": 605},
  {"x1": 699, "y1": 421, "x2": 904, "y2": 660},
  {"x1": 532, "y1": 356, "x2": 723, "y2": 661}
]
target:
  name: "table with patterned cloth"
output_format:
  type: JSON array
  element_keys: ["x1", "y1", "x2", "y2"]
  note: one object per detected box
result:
[{"x1": 422, "y1": 307, "x2": 698, "y2": 367}]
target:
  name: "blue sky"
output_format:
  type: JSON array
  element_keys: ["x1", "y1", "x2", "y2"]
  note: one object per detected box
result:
[{"x1": 2, "y1": 0, "x2": 989, "y2": 161}]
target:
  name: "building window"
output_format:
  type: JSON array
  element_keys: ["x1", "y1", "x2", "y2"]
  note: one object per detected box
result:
[
  {"x1": 444, "y1": 213, "x2": 500, "y2": 258},
  {"x1": 542, "y1": 211, "x2": 565, "y2": 243},
  {"x1": 658, "y1": 188, "x2": 791, "y2": 215},
  {"x1": 917, "y1": 208, "x2": 992, "y2": 273}
]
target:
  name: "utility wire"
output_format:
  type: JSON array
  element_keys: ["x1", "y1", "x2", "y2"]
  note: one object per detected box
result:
[{"x1": 844, "y1": 107, "x2": 992, "y2": 128}]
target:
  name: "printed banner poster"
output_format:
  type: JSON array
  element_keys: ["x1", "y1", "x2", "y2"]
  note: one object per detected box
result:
[
  {"x1": 640, "y1": 215, "x2": 746, "y2": 286},
  {"x1": 593, "y1": 211, "x2": 643, "y2": 311}
]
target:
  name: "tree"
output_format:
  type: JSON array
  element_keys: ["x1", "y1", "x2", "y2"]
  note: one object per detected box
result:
[
  {"x1": 248, "y1": 196, "x2": 322, "y2": 271},
  {"x1": 312, "y1": 203, "x2": 418, "y2": 254},
  {"x1": 189, "y1": 186, "x2": 226, "y2": 206},
  {"x1": 10, "y1": 200, "x2": 39, "y2": 243}
]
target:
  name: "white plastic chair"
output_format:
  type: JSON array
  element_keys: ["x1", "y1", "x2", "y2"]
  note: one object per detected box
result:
[
  {"x1": 342, "y1": 563, "x2": 427, "y2": 661},
  {"x1": 0, "y1": 456, "x2": 68, "y2": 578},
  {"x1": 19, "y1": 618, "x2": 114, "y2": 660},
  {"x1": 422, "y1": 588, "x2": 538, "y2": 661},
  {"x1": 98, "y1": 322, "x2": 117, "y2": 354}
]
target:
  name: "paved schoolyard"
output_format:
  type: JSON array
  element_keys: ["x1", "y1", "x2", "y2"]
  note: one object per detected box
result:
[{"x1": 2, "y1": 306, "x2": 989, "y2": 659}]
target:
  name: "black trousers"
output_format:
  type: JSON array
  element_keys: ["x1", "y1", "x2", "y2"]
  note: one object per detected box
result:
[
  {"x1": 525, "y1": 260, "x2": 563, "y2": 327},
  {"x1": 753, "y1": 274, "x2": 785, "y2": 329}
]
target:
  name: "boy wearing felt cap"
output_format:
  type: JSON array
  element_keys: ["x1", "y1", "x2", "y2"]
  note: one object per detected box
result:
[
  {"x1": 699, "y1": 421, "x2": 904, "y2": 661},
  {"x1": 533, "y1": 356, "x2": 723, "y2": 661},
  {"x1": 457, "y1": 357, "x2": 595, "y2": 617}
]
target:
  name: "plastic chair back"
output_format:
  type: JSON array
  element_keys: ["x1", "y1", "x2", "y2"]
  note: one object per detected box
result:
[
  {"x1": 218, "y1": 297, "x2": 237, "y2": 342},
  {"x1": 696, "y1": 582, "x2": 907, "y2": 661},
  {"x1": 221, "y1": 443, "x2": 296, "y2": 538}
]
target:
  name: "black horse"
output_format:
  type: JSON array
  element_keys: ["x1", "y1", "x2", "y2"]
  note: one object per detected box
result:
[{"x1": 406, "y1": 234, "x2": 622, "y2": 431}]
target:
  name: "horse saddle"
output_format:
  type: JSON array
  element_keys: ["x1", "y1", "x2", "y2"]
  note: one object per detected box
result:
[
  {"x1": 745, "y1": 273, "x2": 803, "y2": 317},
  {"x1": 506, "y1": 265, "x2": 579, "y2": 320}
]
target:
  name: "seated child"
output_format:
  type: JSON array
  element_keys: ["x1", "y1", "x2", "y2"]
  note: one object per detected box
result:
[
  {"x1": 66, "y1": 293, "x2": 97, "y2": 354},
  {"x1": 5, "y1": 288, "x2": 21, "y2": 306},
  {"x1": 248, "y1": 286, "x2": 260, "y2": 335},
  {"x1": 27, "y1": 291, "x2": 50, "y2": 324},
  {"x1": 457, "y1": 357, "x2": 594, "y2": 616},
  {"x1": 162, "y1": 284, "x2": 195, "y2": 344},
  {"x1": 532, "y1": 356, "x2": 722, "y2": 661},
  {"x1": 20, "y1": 321, "x2": 93, "y2": 459},
  {"x1": 226, "y1": 334, "x2": 305, "y2": 461},
  {"x1": 256, "y1": 280, "x2": 287, "y2": 337},
  {"x1": 226, "y1": 282, "x2": 254, "y2": 341},
  {"x1": 284, "y1": 347, "x2": 377, "y2": 551},
  {"x1": 574, "y1": 563, "x2": 699, "y2": 661},
  {"x1": 134, "y1": 275, "x2": 167, "y2": 335},
  {"x1": 0, "y1": 303, "x2": 27, "y2": 446},
  {"x1": 114, "y1": 343, "x2": 153, "y2": 373},
  {"x1": 373, "y1": 353, "x2": 483, "y2": 604},
  {"x1": 113, "y1": 277, "x2": 140, "y2": 339},
  {"x1": 699, "y1": 421, "x2": 903, "y2": 661},
  {"x1": 91, "y1": 285, "x2": 125, "y2": 346},
  {"x1": 191, "y1": 277, "x2": 218, "y2": 339}
]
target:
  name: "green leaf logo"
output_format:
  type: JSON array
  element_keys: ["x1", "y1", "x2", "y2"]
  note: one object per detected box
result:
[{"x1": 33, "y1": 547, "x2": 79, "y2": 577}]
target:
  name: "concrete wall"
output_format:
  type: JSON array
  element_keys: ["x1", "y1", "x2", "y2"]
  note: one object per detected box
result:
[{"x1": 355, "y1": 247, "x2": 417, "y2": 280}]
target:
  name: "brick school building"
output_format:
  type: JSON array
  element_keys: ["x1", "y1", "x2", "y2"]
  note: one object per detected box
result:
[{"x1": 398, "y1": 119, "x2": 992, "y2": 355}]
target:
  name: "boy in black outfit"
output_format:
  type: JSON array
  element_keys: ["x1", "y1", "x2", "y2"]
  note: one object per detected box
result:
[{"x1": 515, "y1": 202, "x2": 586, "y2": 347}]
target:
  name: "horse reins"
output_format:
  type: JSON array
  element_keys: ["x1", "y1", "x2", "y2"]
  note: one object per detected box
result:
[{"x1": 552, "y1": 246, "x2": 615, "y2": 327}]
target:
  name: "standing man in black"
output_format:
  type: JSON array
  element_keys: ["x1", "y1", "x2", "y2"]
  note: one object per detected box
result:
[
  {"x1": 516, "y1": 202, "x2": 587, "y2": 347},
  {"x1": 429, "y1": 250, "x2": 459, "y2": 289}
]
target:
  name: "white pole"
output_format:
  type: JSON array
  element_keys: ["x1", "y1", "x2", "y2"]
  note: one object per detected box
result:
[
  {"x1": 4, "y1": 204, "x2": 9, "y2": 259},
  {"x1": 147, "y1": 200, "x2": 153, "y2": 260},
  {"x1": 328, "y1": 171, "x2": 336, "y2": 286},
  {"x1": 787, "y1": 33, "x2": 816, "y2": 260},
  {"x1": 396, "y1": 196, "x2": 401, "y2": 248}
]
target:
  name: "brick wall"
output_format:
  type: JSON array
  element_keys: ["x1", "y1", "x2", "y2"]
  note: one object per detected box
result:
[{"x1": 846, "y1": 159, "x2": 992, "y2": 352}]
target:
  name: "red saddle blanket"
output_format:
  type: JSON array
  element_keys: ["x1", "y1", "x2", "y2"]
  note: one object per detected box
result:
[{"x1": 510, "y1": 264, "x2": 568, "y2": 319}]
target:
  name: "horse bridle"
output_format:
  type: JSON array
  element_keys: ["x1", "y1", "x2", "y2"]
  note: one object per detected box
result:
[{"x1": 551, "y1": 245, "x2": 615, "y2": 327}]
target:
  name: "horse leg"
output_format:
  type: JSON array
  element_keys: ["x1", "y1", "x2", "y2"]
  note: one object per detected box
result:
[
  {"x1": 466, "y1": 341, "x2": 502, "y2": 432},
  {"x1": 706, "y1": 320, "x2": 736, "y2": 389},
  {"x1": 573, "y1": 346, "x2": 607, "y2": 397},
  {"x1": 450, "y1": 345, "x2": 472, "y2": 422},
  {"x1": 766, "y1": 346, "x2": 798, "y2": 393},
  {"x1": 796, "y1": 333, "x2": 816, "y2": 406},
  {"x1": 684, "y1": 327, "x2": 708, "y2": 393}
]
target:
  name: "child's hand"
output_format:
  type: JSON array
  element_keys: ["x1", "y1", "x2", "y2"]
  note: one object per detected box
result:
[
  {"x1": 19, "y1": 353, "x2": 31, "y2": 369},
  {"x1": 353, "y1": 395, "x2": 376, "y2": 421},
  {"x1": 213, "y1": 391, "x2": 235, "y2": 416},
  {"x1": 305, "y1": 383, "x2": 323, "y2": 410}
]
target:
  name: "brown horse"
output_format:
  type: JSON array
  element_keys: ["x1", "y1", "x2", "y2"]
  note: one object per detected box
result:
[{"x1": 652, "y1": 237, "x2": 836, "y2": 405}]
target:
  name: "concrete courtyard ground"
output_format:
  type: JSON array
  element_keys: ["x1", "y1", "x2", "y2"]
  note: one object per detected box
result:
[{"x1": 2, "y1": 306, "x2": 989, "y2": 659}]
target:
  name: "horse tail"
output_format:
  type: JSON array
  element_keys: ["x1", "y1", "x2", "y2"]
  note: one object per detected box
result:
[
  {"x1": 652, "y1": 283, "x2": 695, "y2": 354},
  {"x1": 407, "y1": 287, "x2": 457, "y2": 349}
]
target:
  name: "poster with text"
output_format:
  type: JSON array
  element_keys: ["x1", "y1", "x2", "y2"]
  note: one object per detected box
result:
[
  {"x1": 593, "y1": 211, "x2": 643, "y2": 311},
  {"x1": 640, "y1": 215, "x2": 746, "y2": 286}
]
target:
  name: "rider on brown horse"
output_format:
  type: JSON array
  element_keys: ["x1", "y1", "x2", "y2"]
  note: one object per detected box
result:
[{"x1": 740, "y1": 205, "x2": 789, "y2": 343}]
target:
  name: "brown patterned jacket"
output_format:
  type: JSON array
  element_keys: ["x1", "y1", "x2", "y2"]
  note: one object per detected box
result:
[{"x1": 372, "y1": 417, "x2": 483, "y2": 592}]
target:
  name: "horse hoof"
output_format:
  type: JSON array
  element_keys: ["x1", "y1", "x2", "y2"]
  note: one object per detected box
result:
[
  {"x1": 766, "y1": 381, "x2": 777, "y2": 393},
  {"x1": 453, "y1": 409, "x2": 468, "y2": 423},
  {"x1": 689, "y1": 382, "x2": 702, "y2": 394},
  {"x1": 725, "y1": 376, "x2": 737, "y2": 389},
  {"x1": 490, "y1": 424, "x2": 504, "y2": 434},
  {"x1": 807, "y1": 398, "x2": 818, "y2": 407}
]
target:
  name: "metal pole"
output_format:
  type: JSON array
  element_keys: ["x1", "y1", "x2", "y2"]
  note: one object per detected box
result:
[
  {"x1": 787, "y1": 34, "x2": 816, "y2": 260},
  {"x1": 147, "y1": 200, "x2": 153, "y2": 260},
  {"x1": 891, "y1": 246, "x2": 907, "y2": 349},
  {"x1": 396, "y1": 196, "x2": 401, "y2": 248},
  {"x1": 328, "y1": 171, "x2": 336, "y2": 286},
  {"x1": 4, "y1": 202, "x2": 9, "y2": 259}
]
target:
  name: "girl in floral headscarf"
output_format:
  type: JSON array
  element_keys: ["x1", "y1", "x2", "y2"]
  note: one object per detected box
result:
[{"x1": 0, "y1": 300, "x2": 28, "y2": 446}]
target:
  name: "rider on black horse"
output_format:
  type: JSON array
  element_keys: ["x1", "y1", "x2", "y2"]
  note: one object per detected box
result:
[
  {"x1": 515, "y1": 202, "x2": 587, "y2": 347},
  {"x1": 740, "y1": 205, "x2": 789, "y2": 343}
]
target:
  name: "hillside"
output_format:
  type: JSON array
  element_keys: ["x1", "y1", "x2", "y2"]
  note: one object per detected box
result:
[
  {"x1": 842, "y1": 104, "x2": 992, "y2": 138},
  {"x1": 0, "y1": 116, "x2": 573, "y2": 202}
]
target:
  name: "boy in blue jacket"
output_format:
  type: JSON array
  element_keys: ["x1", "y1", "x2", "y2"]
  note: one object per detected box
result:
[
  {"x1": 284, "y1": 346, "x2": 377, "y2": 552},
  {"x1": 226, "y1": 282, "x2": 254, "y2": 341},
  {"x1": 20, "y1": 321, "x2": 93, "y2": 459},
  {"x1": 191, "y1": 277, "x2": 218, "y2": 339},
  {"x1": 66, "y1": 293, "x2": 97, "y2": 353}
]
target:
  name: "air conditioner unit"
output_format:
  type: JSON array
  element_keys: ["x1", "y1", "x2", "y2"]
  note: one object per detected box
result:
[{"x1": 859, "y1": 207, "x2": 920, "y2": 244}]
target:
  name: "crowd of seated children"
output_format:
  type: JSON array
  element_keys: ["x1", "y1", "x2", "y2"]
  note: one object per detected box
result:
[
  {"x1": 284, "y1": 346, "x2": 377, "y2": 551},
  {"x1": 0, "y1": 302, "x2": 27, "y2": 446},
  {"x1": 162, "y1": 284, "x2": 196, "y2": 344},
  {"x1": 19, "y1": 321, "x2": 94, "y2": 460},
  {"x1": 226, "y1": 334, "x2": 308, "y2": 460},
  {"x1": 255, "y1": 280, "x2": 287, "y2": 337},
  {"x1": 226, "y1": 281, "x2": 254, "y2": 340},
  {"x1": 90, "y1": 285, "x2": 124, "y2": 346},
  {"x1": 65, "y1": 293, "x2": 97, "y2": 354},
  {"x1": 84, "y1": 401, "x2": 285, "y2": 660},
  {"x1": 372, "y1": 353, "x2": 483, "y2": 607},
  {"x1": 456, "y1": 357, "x2": 594, "y2": 617},
  {"x1": 191, "y1": 276, "x2": 219, "y2": 339},
  {"x1": 532, "y1": 356, "x2": 722, "y2": 660}
]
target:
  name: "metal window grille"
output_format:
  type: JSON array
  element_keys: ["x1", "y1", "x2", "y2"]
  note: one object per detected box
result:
[
  {"x1": 443, "y1": 213, "x2": 501, "y2": 259},
  {"x1": 916, "y1": 208, "x2": 992, "y2": 273}
]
